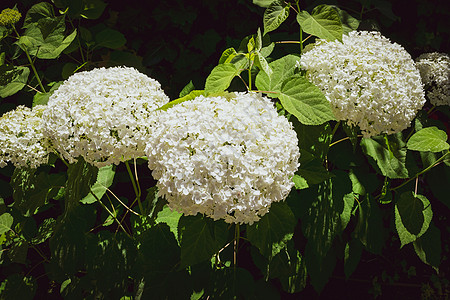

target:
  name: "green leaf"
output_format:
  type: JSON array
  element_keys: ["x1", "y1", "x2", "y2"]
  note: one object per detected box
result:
[
  {"x1": 18, "y1": 16, "x2": 77, "y2": 59},
  {"x1": 32, "y1": 81, "x2": 62, "y2": 106},
  {"x1": 218, "y1": 47, "x2": 238, "y2": 64},
  {"x1": 344, "y1": 238, "x2": 363, "y2": 279},
  {"x1": 264, "y1": 0, "x2": 290, "y2": 35},
  {"x1": 85, "y1": 231, "x2": 136, "y2": 293},
  {"x1": 205, "y1": 64, "x2": 240, "y2": 92},
  {"x1": 297, "y1": 4, "x2": 343, "y2": 41},
  {"x1": 360, "y1": 133, "x2": 411, "y2": 179},
  {"x1": 413, "y1": 223, "x2": 441, "y2": 271},
  {"x1": 255, "y1": 54, "x2": 299, "y2": 94},
  {"x1": 254, "y1": 53, "x2": 272, "y2": 76},
  {"x1": 278, "y1": 74, "x2": 335, "y2": 125},
  {"x1": 11, "y1": 168, "x2": 66, "y2": 216},
  {"x1": 155, "y1": 205, "x2": 182, "y2": 241},
  {"x1": 65, "y1": 158, "x2": 98, "y2": 213},
  {"x1": 178, "y1": 215, "x2": 228, "y2": 267},
  {"x1": 354, "y1": 195, "x2": 385, "y2": 254},
  {"x1": 94, "y1": 28, "x2": 126, "y2": 49},
  {"x1": 407, "y1": 127, "x2": 449, "y2": 152},
  {"x1": 80, "y1": 164, "x2": 115, "y2": 204},
  {"x1": 332, "y1": 6, "x2": 360, "y2": 34},
  {"x1": 395, "y1": 192, "x2": 433, "y2": 248},
  {"x1": 31, "y1": 218, "x2": 56, "y2": 244},
  {"x1": 253, "y1": 0, "x2": 275, "y2": 8},
  {"x1": 8, "y1": 240, "x2": 29, "y2": 264},
  {"x1": 0, "y1": 65, "x2": 30, "y2": 98},
  {"x1": 0, "y1": 274, "x2": 36, "y2": 300},
  {"x1": 247, "y1": 201, "x2": 296, "y2": 259},
  {"x1": 23, "y1": 2, "x2": 55, "y2": 26},
  {"x1": 296, "y1": 156, "x2": 333, "y2": 188},
  {"x1": 0, "y1": 213, "x2": 13, "y2": 235},
  {"x1": 50, "y1": 205, "x2": 95, "y2": 274},
  {"x1": 179, "y1": 80, "x2": 195, "y2": 98}
]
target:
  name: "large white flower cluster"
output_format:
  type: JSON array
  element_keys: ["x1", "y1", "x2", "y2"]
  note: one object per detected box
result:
[
  {"x1": 146, "y1": 92, "x2": 300, "y2": 224},
  {"x1": 415, "y1": 52, "x2": 450, "y2": 106},
  {"x1": 42, "y1": 67, "x2": 169, "y2": 167},
  {"x1": 0, "y1": 105, "x2": 49, "y2": 168},
  {"x1": 299, "y1": 31, "x2": 426, "y2": 137}
]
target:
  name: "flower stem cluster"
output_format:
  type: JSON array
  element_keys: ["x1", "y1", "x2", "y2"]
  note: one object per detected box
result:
[{"x1": 0, "y1": 8, "x2": 21, "y2": 26}]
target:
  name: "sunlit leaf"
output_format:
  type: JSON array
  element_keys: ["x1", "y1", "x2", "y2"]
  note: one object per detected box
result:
[
  {"x1": 0, "y1": 213, "x2": 13, "y2": 235},
  {"x1": 395, "y1": 192, "x2": 432, "y2": 248},
  {"x1": 297, "y1": 4, "x2": 343, "y2": 41},
  {"x1": 278, "y1": 74, "x2": 335, "y2": 125},
  {"x1": 205, "y1": 64, "x2": 240, "y2": 92},
  {"x1": 0, "y1": 65, "x2": 30, "y2": 98},
  {"x1": 264, "y1": 0, "x2": 290, "y2": 35},
  {"x1": 407, "y1": 126, "x2": 449, "y2": 152},
  {"x1": 81, "y1": 164, "x2": 115, "y2": 204}
]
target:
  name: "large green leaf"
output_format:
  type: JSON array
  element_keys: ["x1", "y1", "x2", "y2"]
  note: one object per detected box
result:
[
  {"x1": 85, "y1": 231, "x2": 136, "y2": 293},
  {"x1": 80, "y1": 164, "x2": 115, "y2": 204},
  {"x1": 94, "y1": 28, "x2": 126, "y2": 49},
  {"x1": 0, "y1": 212, "x2": 13, "y2": 235},
  {"x1": 136, "y1": 223, "x2": 192, "y2": 299},
  {"x1": 17, "y1": 16, "x2": 77, "y2": 59},
  {"x1": 297, "y1": 4, "x2": 343, "y2": 41},
  {"x1": 407, "y1": 126, "x2": 449, "y2": 152},
  {"x1": 11, "y1": 168, "x2": 66, "y2": 217},
  {"x1": 23, "y1": 2, "x2": 55, "y2": 26},
  {"x1": 205, "y1": 64, "x2": 240, "y2": 92},
  {"x1": 0, "y1": 65, "x2": 30, "y2": 98},
  {"x1": 255, "y1": 54, "x2": 300, "y2": 95},
  {"x1": 0, "y1": 274, "x2": 36, "y2": 300},
  {"x1": 178, "y1": 215, "x2": 228, "y2": 268},
  {"x1": 263, "y1": 0, "x2": 290, "y2": 35},
  {"x1": 413, "y1": 223, "x2": 441, "y2": 271},
  {"x1": 395, "y1": 192, "x2": 433, "y2": 248},
  {"x1": 333, "y1": 5, "x2": 360, "y2": 34},
  {"x1": 50, "y1": 205, "x2": 96, "y2": 274},
  {"x1": 65, "y1": 158, "x2": 98, "y2": 214},
  {"x1": 360, "y1": 133, "x2": 411, "y2": 179},
  {"x1": 247, "y1": 201, "x2": 296, "y2": 259},
  {"x1": 278, "y1": 74, "x2": 335, "y2": 125},
  {"x1": 353, "y1": 195, "x2": 385, "y2": 254}
]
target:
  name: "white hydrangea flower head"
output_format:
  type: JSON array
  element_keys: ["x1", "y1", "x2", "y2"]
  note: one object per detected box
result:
[
  {"x1": 42, "y1": 66, "x2": 169, "y2": 167},
  {"x1": 415, "y1": 52, "x2": 450, "y2": 106},
  {"x1": 299, "y1": 31, "x2": 426, "y2": 137},
  {"x1": 146, "y1": 92, "x2": 300, "y2": 225},
  {"x1": 0, "y1": 105, "x2": 49, "y2": 168}
]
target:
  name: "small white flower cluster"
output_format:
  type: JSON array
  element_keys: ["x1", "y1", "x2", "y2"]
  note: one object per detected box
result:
[
  {"x1": 146, "y1": 92, "x2": 300, "y2": 224},
  {"x1": 42, "y1": 67, "x2": 169, "y2": 167},
  {"x1": 0, "y1": 105, "x2": 49, "y2": 168},
  {"x1": 299, "y1": 31, "x2": 426, "y2": 137},
  {"x1": 415, "y1": 52, "x2": 450, "y2": 106}
]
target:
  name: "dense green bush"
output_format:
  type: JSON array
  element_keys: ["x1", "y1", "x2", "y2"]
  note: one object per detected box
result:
[{"x1": 0, "y1": 0, "x2": 449, "y2": 299}]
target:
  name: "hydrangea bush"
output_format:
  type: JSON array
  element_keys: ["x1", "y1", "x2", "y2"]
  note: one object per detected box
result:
[
  {"x1": 147, "y1": 92, "x2": 300, "y2": 224},
  {"x1": 415, "y1": 52, "x2": 450, "y2": 106},
  {"x1": 42, "y1": 66, "x2": 169, "y2": 167},
  {"x1": 0, "y1": 1, "x2": 449, "y2": 299},
  {"x1": 0, "y1": 105, "x2": 49, "y2": 168},
  {"x1": 298, "y1": 31, "x2": 426, "y2": 137}
]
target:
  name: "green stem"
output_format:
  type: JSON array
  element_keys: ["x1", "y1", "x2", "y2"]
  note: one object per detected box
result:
[
  {"x1": 391, "y1": 151, "x2": 450, "y2": 192},
  {"x1": 234, "y1": 223, "x2": 240, "y2": 268},
  {"x1": 12, "y1": 25, "x2": 46, "y2": 93},
  {"x1": 125, "y1": 160, "x2": 144, "y2": 215},
  {"x1": 91, "y1": 189, "x2": 132, "y2": 238},
  {"x1": 296, "y1": 0, "x2": 303, "y2": 53}
]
